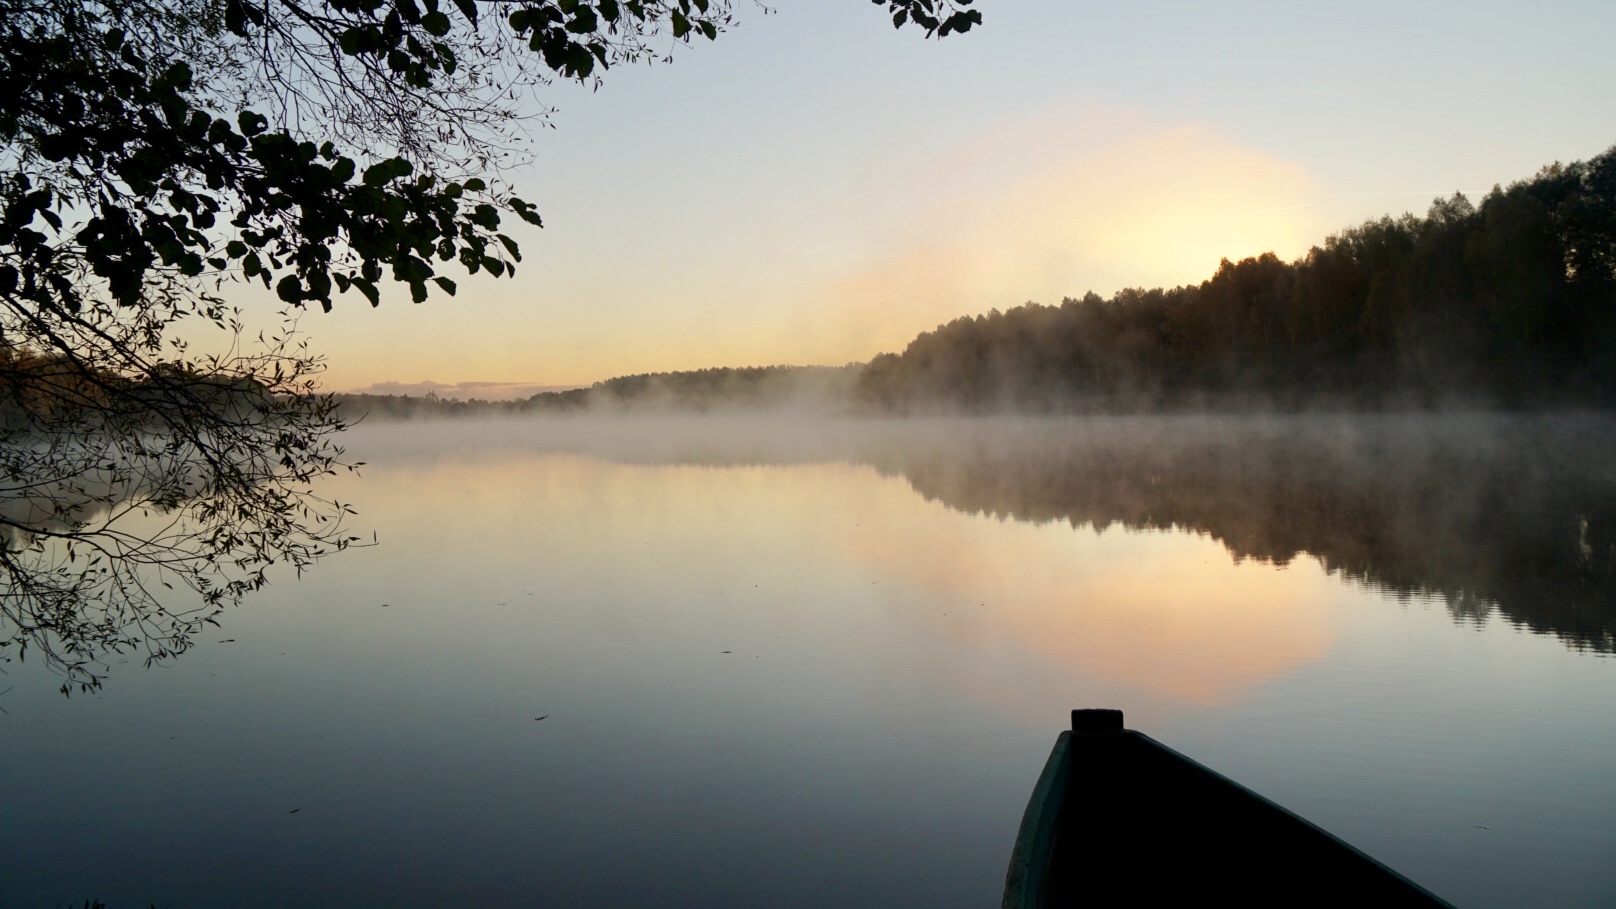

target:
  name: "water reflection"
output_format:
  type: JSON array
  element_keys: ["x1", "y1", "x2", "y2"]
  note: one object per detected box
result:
[
  {"x1": 0, "y1": 429, "x2": 356, "y2": 693},
  {"x1": 389, "y1": 412, "x2": 1616, "y2": 656},
  {"x1": 867, "y1": 415, "x2": 1616, "y2": 655},
  {"x1": 835, "y1": 493, "x2": 1335, "y2": 704},
  {"x1": 18, "y1": 411, "x2": 1600, "y2": 695},
  {"x1": 5, "y1": 414, "x2": 1614, "y2": 909}
]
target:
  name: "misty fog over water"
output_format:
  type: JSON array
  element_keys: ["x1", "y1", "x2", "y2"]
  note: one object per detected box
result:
[
  {"x1": 3, "y1": 413, "x2": 1613, "y2": 907},
  {"x1": 353, "y1": 411, "x2": 1616, "y2": 655}
]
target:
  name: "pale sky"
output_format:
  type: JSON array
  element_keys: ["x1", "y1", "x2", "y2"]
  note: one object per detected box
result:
[{"x1": 225, "y1": 0, "x2": 1616, "y2": 392}]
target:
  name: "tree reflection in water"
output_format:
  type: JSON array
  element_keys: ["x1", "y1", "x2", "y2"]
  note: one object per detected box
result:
[
  {"x1": 858, "y1": 414, "x2": 1616, "y2": 654},
  {"x1": 0, "y1": 422, "x2": 361, "y2": 694},
  {"x1": 15, "y1": 411, "x2": 1609, "y2": 695},
  {"x1": 362, "y1": 411, "x2": 1616, "y2": 656}
]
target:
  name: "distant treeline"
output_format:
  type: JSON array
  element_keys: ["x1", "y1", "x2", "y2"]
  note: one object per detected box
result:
[
  {"x1": 335, "y1": 365, "x2": 859, "y2": 420},
  {"x1": 858, "y1": 146, "x2": 1616, "y2": 411},
  {"x1": 330, "y1": 391, "x2": 511, "y2": 420},
  {"x1": 525, "y1": 364, "x2": 859, "y2": 412},
  {"x1": 342, "y1": 147, "x2": 1616, "y2": 419},
  {"x1": 0, "y1": 345, "x2": 279, "y2": 429}
]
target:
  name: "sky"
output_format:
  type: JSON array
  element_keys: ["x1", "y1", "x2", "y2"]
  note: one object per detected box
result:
[{"x1": 233, "y1": 0, "x2": 1616, "y2": 394}]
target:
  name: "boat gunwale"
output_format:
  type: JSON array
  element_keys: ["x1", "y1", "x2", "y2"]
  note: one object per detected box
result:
[{"x1": 1002, "y1": 714, "x2": 1459, "y2": 909}]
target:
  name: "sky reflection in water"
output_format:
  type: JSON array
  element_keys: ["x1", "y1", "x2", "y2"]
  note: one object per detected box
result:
[{"x1": 2, "y1": 416, "x2": 1613, "y2": 908}]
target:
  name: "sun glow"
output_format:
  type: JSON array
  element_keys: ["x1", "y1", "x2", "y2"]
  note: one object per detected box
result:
[
  {"x1": 342, "y1": 438, "x2": 1339, "y2": 708},
  {"x1": 800, "y1": 114, "x2": 1326, "y2": 364},
  {"x1": 235, "y1": 105, "x2": 1327, "y2": 392},
  {"x1": 837, "y1": 480, "x2": 1339, "y2": 706}
]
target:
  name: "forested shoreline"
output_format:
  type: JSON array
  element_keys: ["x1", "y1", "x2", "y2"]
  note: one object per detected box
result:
[
  {"x1": 856, "y1": 147, "x2": 1616, "y2": 412},
  {"x1": 339, "y1": 147, "x2": 1616, "y2": 421}
]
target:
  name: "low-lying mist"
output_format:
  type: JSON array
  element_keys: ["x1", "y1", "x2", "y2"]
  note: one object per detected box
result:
[
  {"x1": 344, "y1": 411, "x2": 1616, "y2": 657},
  {"x1": 334, "y1": 365, "x2": 863, "y2": 420}
]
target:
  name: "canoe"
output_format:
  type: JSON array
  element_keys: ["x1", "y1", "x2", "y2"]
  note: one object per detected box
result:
[{"x1": 1003, "y1": 709, "x2": 1456, "y2": 908}]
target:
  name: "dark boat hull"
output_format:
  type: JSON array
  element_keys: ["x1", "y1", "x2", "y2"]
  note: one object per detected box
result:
[{"x1": 1004, "y1": 710, "x2": 1456, "y2": 908}]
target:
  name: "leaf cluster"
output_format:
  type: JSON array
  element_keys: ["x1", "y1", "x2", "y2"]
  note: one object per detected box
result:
[
  {"x1": 0, "y1": 317, "x2": 365, "y2": 695},
  {"x1": 3, "y1": 7, "x2": 541, "y2": 317},
  {"x1": 0, "y1": 0, "x2": 984, "y2": 693},
  {"x1": 873, "y1": 0, "x2": 981, "y2": 38}
]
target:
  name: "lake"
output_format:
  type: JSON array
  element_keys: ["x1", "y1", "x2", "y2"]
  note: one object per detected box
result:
[{"x1": 3, "y1": 413, "x2": 1614, "y2": 908}]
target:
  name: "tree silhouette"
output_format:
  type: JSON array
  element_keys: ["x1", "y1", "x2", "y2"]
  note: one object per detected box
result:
[
  {"x1": 0, "y1": 0, "x2": 981, "y2": 691},
  {"x1": 856, "y1": 149, "x2": 1616, "y2": 412}
]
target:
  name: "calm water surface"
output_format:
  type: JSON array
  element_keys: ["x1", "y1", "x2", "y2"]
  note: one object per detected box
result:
[{"x1": 3, "y1": 415, "x2": 1614, "y2": 908}]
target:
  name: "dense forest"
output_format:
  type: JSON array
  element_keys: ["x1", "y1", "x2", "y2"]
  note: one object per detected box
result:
[{"x1": 857, "y1": 147, "x2": 1616, "y2": 412}]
